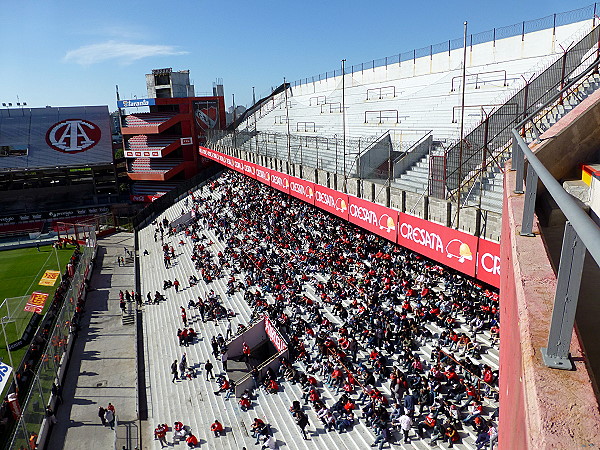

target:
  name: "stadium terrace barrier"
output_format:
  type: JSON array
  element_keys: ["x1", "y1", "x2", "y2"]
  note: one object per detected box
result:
[{"x1": 199, "y1": 147, "x2": 501, "y2": 288}]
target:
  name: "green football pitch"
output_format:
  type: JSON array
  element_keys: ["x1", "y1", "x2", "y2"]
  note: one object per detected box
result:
[{"x1": 0, "y1": 244, "x2": 76, "y2": 369}]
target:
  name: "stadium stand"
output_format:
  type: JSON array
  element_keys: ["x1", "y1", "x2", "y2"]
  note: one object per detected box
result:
[{"x1": 138, "y1": 170, "x2": 499, "y2": 449}]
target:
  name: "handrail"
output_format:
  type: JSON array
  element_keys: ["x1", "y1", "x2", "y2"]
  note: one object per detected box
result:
[
  {"x1": 511, "y1": 55, "x2": 600, "y2": 370},
  {"x1": 450, "y1": 70, "x2": 508, "y2": 92},
  {"x1": 364, "y1": 110, "x2": 402, "y2": 124},
  {"x1": 320, "y1": 103, "x2": 342, "y2": 113},
  {"x1": 512, "y1": 130, "x2": 600, "y2": 264},
  {"x1": 436, "y1": 350, "x2": 499, "y2": 401},
  {"x1": 451, "y1": 103, "x2": 516, "y2": 123},
  {"x1": 516, "y1": 54, "x2": 600, "y2": 129},
  {"x1": 309, "y1": 96, "x2": 326, "y2": 106},
  {"x1": 366, "y1": 86, "x2": 397, "y2": 100}
]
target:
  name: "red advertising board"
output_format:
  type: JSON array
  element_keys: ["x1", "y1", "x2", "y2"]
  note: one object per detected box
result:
[
  {"x1": 243, "y1": 161, "x2": 256, "y2": 179},
  {"x1": 130, "y1": 194, "x2": 160, "y2": 203},
  {"x1": 264, "y1": 316, "x2": 287, "y2": 352},
  {"x1": 289, "y1": 175, "x2": 315, "y2": 205},
  {"x1": 255, "y1": 165, "x2": 271, "y2": 186},
  {"x1": 269, "y1": 169, "x2": 290, "y2": 194},
  {"x1": 476, "y1": 238, "x2": 501, "y2": 288},
  {"x1": 397, "y1": 213, "x2": 478, "y2": 276},
  {"x1": 314, "y1": 184, "x2": 349, "y2": 220},
  {"x1": 230, "y1": 156, "x2": 245, "y2": 174},
  {"x1": 347, "y1": 195, "x2": 398, "y2": 241}
]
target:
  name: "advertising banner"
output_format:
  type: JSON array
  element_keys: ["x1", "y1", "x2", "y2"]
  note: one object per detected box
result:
[
  {"x1": 255, "y1": 165, "x2": 271, "y2": 186},
  {"x1": 24, "y1": 292, "x2": 49, "y2": 314},
  {"x1": 39, "y1": 270, "x2": 60, "y2": 287},
  {"x1": 0, "y1": 363, "x2": 13, "y2": 399},
  {"x1": 347, "y1": 195, "x2": 398, "y2": 241},
  {"x1": 314, "y1": 184, "x2": 349, "y2": 220},
  {"x1": 289, "y1": 175, "x2": 315, "y2": 205},
  {"x1": 264, "y1": 316, "x2": 287, "y2": 352},
  {"x1": 476, "y1": 238, "x2": 501, "y2": 288},
  {"x1": 397, "y1": 213, "x2": 478, "y2": 276},
  {"x1": 130, "y1": 194, "x2": 160, "y2": 203},
  {"x1": 231, "y1": 156, "x2": 245, "y2": 174},
  {"x1": 269, "y1": 169, "x2": 290, "y2": 194},
  {"x1": 243, "y1": 161, "x2": 257, "y2": 179},
  {"x1": 117, "y1": 98, "x2": 156, "y2": 108}
]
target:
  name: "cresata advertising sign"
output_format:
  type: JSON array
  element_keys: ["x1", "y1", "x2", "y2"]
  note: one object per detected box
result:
[
  {"x1": 314, "y1": 184, "x2": 349, "y2": 220},
  {"x1": 230, "y1": 156, "x2": 245, "y2": 174},
  {"x1": 476, "y1": 238, "x2": 501, "y2": 287},
  {"x1": 289, "y1": 175, "x2": 315, "y2": 205},
  {"x1": 348, "y1": 195, "x2": 398, "y2": 241},
  {"x1": 397, "y1": 213, "x2": 478, "y2": 277},
  {"x1": 243, "y1": 161, "x2": 256, "y2": 179},
  {"x1": 255, "y1": 165, "x2": 271, "y2": 186},
  {"x1": 269, "y1": 169, "x2": 290, "y2": 194}
]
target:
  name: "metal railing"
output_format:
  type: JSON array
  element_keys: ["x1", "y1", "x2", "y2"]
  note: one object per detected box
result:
[
  {"x1": 434, "y1": 23, "x2": 600, "y2": 202},
  {"x1": 290, "y1": 4, "x2": 596, "y2": 88},
  {"x1": 511, "y1": 54, "x2": 600, "y2": 370}
]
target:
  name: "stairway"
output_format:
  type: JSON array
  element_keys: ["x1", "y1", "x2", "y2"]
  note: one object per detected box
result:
[{"x1": 462, "y1": 71, "x2": 600, "y2": 214}]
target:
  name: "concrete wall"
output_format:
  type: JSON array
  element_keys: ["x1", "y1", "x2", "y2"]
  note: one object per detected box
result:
[
  {"x1": 533, "y1": 88, "x2": 600, "y2": 186},
  {"x1": 500, "y1": 166, "x2": 600, "y2": 448}
]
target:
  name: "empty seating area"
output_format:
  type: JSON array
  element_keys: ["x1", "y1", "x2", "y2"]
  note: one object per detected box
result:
[
  {"x1": 128, "y1": 158, "x2": 184, "y2": 174},
  {"x1": 131, "y1": 181, "x2": 181, "y2": 197},
  {"x1": 124, "y1": 113, "x2": 178, "y2": 128},
  {"x1": 0, "y1": 221, "x2": 43, "y2": 238},
  {"x1": 126, "y1": 135, "x2": 180, "y2": 155},
  {"x1": 138, "y1": 170, "x2": 499, "y2": 449}
]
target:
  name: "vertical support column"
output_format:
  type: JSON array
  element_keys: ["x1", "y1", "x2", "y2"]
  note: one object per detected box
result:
[
  {"x1": 513, "y1": 138, "x2": 524, "y2": 194},
  {"x1": 541, "y1": 221, "x2": 586, "y2": 370},
  {"x1": 520, "y1": 164, "x2": 538, "y2": 236}
]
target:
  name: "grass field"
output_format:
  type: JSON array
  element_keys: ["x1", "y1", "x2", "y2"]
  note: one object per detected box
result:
[{"x1": 0, "y1": 244, "x2": 76, "y2": 369}]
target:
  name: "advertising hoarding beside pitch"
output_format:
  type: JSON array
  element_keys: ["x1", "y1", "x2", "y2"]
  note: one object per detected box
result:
[{"x1": 0, "y1": 106, "x2": 113, "y2": 171}]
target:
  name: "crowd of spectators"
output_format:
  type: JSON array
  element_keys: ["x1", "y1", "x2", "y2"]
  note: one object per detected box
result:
[{"x1": 148, "y1": 170, "x2": 499, "y2": 449}]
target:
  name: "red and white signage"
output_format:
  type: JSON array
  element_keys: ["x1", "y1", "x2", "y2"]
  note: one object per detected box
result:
[
  {"x1": 46, "y1": 119, "x2": 101, "y2": 154},
  {"x1": 264, "y1": 316, "x2": 287, "y2": 352},
  {"x1": 289, "y1": 176, "x2": 315, "y2": 205},
  {"x1": 197, "y1": 147, "x2": 501, "y2": 288},
  {"x1": 269, "y1": 169, "x2": 290, "y2": 194},
  {"x1": 397, "y1": 213, "x2": 478, "y2": 277},
  {"x1": 243, "y1": 161, "x2": 256, "y2": 179},
  {"x1": 348, "y1": 195, "x2": 398, "y2": 241},
  {"x1": 476, "y1": 238, "x2": 501, "y2": 287},
  {"x1": 255, "y1": 166, "x2": 271, "y2": 186},
  {"x1": 180, "y1": 137, "x2": 193, "y2": 146},
  {"x1": 314, "y1": 184, "x2": 349, "y2": 220},
  {"x1": 130, "y1": 194, "x2": 161, "y2": 203}
]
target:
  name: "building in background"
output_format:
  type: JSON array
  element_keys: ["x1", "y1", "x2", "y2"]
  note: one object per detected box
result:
[{"x1": 120, "y1": 68, "x2": 226, "y2": 202}]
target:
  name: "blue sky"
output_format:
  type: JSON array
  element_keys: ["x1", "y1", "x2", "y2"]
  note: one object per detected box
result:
[{"x1": 0, "y1": 0, "x2": 594, "y2": 112}]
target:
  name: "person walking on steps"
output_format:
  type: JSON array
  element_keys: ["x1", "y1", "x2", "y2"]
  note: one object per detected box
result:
[
  {"x1": 98, "y1": 406, "x2": 106, "y2": 426},
  {"x1": 205, "y1": 360, "x2": 214, "y2": 380},
  {"x1": 172, "y1": 360, "x2": 179, "y2": 383}
]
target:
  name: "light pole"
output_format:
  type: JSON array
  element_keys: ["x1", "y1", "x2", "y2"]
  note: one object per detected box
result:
[
  {"x1": 284, "y1": 78, "x2": 291, "y2": 172},
  {"x1": 341, "y1": 59, "x2": 347, "y2": 191},
  {"x1": 456, "y1": 21, "x2": 468, "y2": 230}
]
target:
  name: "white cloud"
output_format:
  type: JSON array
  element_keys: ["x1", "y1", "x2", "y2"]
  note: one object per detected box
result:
[{"x1": 64, "y1": 40, "x2": 188, "y2": 65}]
